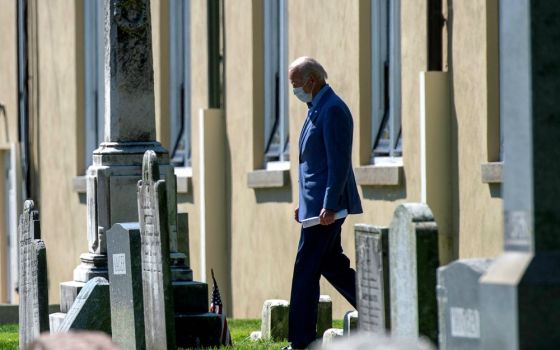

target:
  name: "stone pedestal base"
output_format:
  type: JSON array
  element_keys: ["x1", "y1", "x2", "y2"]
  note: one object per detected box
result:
[
  {"x1": 173, "y1": 281, "x2": 208, "y2": 313},
  {"x1": 73, "y1": 253, "x2": 108, "y2": 282},
  {"x1": 60, "y1": 281, "x2": 85, "y2": 313},
  {"x1": 170, "y1": 252, "x2": 193, "y2": 281},
  {"x1": 174, "y1": 313, "x2": 222, "y2": 348},
  {"x1": 49, "y1": 312, "x2": 65, "y2": 333}
]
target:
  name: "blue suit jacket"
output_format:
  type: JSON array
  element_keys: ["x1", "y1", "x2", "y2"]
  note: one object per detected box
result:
[{"x1": 298, "y1": 85, "x2": 363, "y2": 221}]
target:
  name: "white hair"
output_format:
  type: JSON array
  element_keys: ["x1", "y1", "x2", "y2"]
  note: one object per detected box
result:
[{"x1": 288, "y1": 56, "x2": 328, "y2": 82}]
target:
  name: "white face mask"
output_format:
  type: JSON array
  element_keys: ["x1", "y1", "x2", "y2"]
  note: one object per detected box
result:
[{"x1": 293, "y1": 86, "x2": 312, "y2": 103}]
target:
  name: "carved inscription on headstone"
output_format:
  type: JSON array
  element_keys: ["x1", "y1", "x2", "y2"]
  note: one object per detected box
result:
[
  {"x1": 138, "y1": 150, "x2": 176, "y2": 350},
  {"x1": 18, "y1": 200, "x2": 48, "y2": 349},
  {"x1": 354, "y1": 224, "x2": 390, "y2": 334}
]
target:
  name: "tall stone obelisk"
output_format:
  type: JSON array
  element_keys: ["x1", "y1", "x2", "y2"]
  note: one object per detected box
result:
[{"x1": 53, "y1": 1, "x2": 191, "y2": 323}]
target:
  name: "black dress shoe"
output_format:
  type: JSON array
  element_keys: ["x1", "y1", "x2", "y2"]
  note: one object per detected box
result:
[{"x1": 281, "y1": 345, "x2": 304, "y2": 350}]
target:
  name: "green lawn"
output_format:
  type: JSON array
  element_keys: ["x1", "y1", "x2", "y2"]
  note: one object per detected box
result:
[
  {"x1": 0, "y1": 320, "x2": 343, "y2": 350},
  {"x1": 0, "y1": 324, "x2": 18, "y2": 350}
]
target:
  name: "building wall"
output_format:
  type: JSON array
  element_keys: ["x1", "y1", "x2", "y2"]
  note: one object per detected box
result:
[
  {"x1": 0, "y1": 0, "x2": 504, "y2": 319},
  {"x1": 448, "y1": 0, "x2": 503, "y2": 258},
  {"x1": 35, "y1": 0, "x2": 88, "y2": 305},
  {"x1": 0, "y1": 0, "x2": 19, "y2": 303}
]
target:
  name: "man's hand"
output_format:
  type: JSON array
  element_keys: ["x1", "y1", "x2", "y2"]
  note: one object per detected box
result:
[
  {"x1": 319, "y1": 208, "x2": 336, "y2": 225},
  {"x1": 294, "y1": 207, "x2": 299, "y2": 222}
]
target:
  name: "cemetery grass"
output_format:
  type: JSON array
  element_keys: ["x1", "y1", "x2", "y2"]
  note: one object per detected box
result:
[
  {"x1": 0, "y1": 324, "x2": 17, "y2": 350},
  {"x1": 0, "y1": 319, "x2": 343, "y2": 350}
]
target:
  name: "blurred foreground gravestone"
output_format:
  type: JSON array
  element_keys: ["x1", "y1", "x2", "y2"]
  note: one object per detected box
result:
[
  {"x1": 479, "y1": 1, "x2": 560, "y2": 348},
  {"x1": 316, "y1": 333, "x2": 434, "y2": 350}
]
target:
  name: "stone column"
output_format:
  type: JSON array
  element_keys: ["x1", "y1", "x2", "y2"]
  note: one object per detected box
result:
[
  {"x1": 479, "y1": 1, "x2": 560, "y2": 349},
  {"x1": 72, "y1": 0, "x2": 189, "y2": 283}
]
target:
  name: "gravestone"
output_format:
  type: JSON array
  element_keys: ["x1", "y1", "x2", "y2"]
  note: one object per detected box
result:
[
  {"x1": 342, "y1": 310, "x2": 358, "y2": 336},
  {"x1": 317, "y1": 295, "x2": 333, "y2": 338},
  {"x1": 354, "y1": 224, "x2": 390, "y2": 333},
  {"x1": 138, "y1": 150, "x2": 176, "y2": 350},
  {"x1": 18, "y1": 200, "x2": 49, "y2": 349},
  {"x1": 57, "y1": 277, "x2": 110, "y2": 334},
  {"x1": 107, "y1": 222, "x2": 145, "y2": 350},
  {"x1": 389, "y1": 203, "x2": 439, "y2": 343},
  {"x1": 261, "y1": 299, "x2": 289, "y2": 341},
  {"x1": 437, "y1": 258, "x2": 492, "y2": 350},
  {"x1": 479, "y1": 1, "x2": 560, "y2": 349}
]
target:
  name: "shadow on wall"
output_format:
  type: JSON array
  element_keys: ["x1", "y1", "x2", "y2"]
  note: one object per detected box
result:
[{"x1": 254, "y1": 187, "x2": 293, "y2": 204}]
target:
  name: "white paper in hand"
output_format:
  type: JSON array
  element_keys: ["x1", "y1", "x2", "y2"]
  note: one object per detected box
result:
[{"x1": 301, "y1": 209, "x2": 348, "y2": 228}]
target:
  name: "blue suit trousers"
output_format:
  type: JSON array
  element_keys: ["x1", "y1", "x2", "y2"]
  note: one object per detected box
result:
[{"x1": 288, "y1": 219, "x2": 357, "y2": 348}]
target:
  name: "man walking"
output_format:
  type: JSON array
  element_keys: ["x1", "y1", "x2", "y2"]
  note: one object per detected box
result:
[{"x1": 284, "y1": 57, "x2": 363, "y2": 349}]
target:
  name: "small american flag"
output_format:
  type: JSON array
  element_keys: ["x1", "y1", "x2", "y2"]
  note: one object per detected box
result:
[{"x1": 210, "y1": 268, "x2": 232, "y2": 346}]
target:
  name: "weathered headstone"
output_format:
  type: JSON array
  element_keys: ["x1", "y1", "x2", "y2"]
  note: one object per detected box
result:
[
  {"x1": 261, "y1": 299, "x2": 289, "y2": 341},
  {"x1": 57, "y1": 277, "x2": 110, "y2": 334},
  {"x1": 322, "y1": 328, "x2": 343, "y2": 345},
  {"x1": 317, "y1": 295, "x2": 333, "y2": 338},
  {"x1": 107, "y1": 222, "x2": 145, "y2": 350},
  {"x1": 389, "y1": 203, "x2": 439, "y2": 343},
  {"x1": 260, "y1": 296, "x2": 333, "y2": 341},
  {"x1": 354, "y1": 224, "x2": 390, "y2": 333},
  {"x1": 18, "y1": 200, "x2": 49, "y2": 349},
  {"x1": 479, "y1": 1, "x2": 560, "y2": 349},
  {"x1": 342, "y1": 310, "x2": 358, "y2": 336},
  {"x1": 138, "y1": 150, "x2": 176, "y2": 350},
  {"x1": 437, "y1": 258, "x2": 493, "y2": 350}
]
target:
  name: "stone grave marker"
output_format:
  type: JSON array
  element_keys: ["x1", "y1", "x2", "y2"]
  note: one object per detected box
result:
[
  {"x1": 57, "y1": 277, "x2": 110, "y2": 333},
  {"x1": 107, "y1": 222, "x2": 145, "y2": 350},
  {"x1": 389, "y1": 203, "x2": 439, "y2": 343},
  {"x1": 354, "y1": 224, "x2": 390, "y2": 333},
  {"x1": 18, "y1": 200, "x2": 49, "y2": 349},
  {"x1": 479, "y1": 1, "x2": 560, "y2": 348},
  {"x1": 437, "y1": 258, "x2": 493, "y2": 350},
  {"x1": 138, "y1": 150, "x2": 176, "y2": 349}
]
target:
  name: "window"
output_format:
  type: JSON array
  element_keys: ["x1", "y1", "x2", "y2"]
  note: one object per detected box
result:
[
  {"x1": 263, "y1": 0, "x2": 289, "y2": 165},
  {"x1": 83, "y1": 0, "x2": 104, "y2": 168},
  {"x1": 169, "y1": 0, "x2": 192, "y2": 167},
  {"x1": 371, "y1": 0, "x2": 401, "y2": 162}
]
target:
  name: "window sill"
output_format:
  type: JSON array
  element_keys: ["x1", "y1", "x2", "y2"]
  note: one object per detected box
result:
[
  {"x1": 247, "y1": 169, "x2": 290, "y2": 189},
  {"x1": 481, "y1": 162, "x2": 503, "y2": 184},
  {"x1": 72, "y1": 176, "x2": 87, "y2": 194},
  {"x1": 354, "y1": 164, "x2": 402, "y2": 186},
  {"x1": 175, "y1": 167, "x2": 192, "y2": 194}
]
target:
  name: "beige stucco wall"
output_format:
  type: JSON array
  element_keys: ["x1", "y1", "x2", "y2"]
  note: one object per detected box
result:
[
  {"x1": 449, "y1": 0, "x2": 503, "y2": 258},
  {"x1": 35, "y1": 0, "x2": 88, "y2": 304}
]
